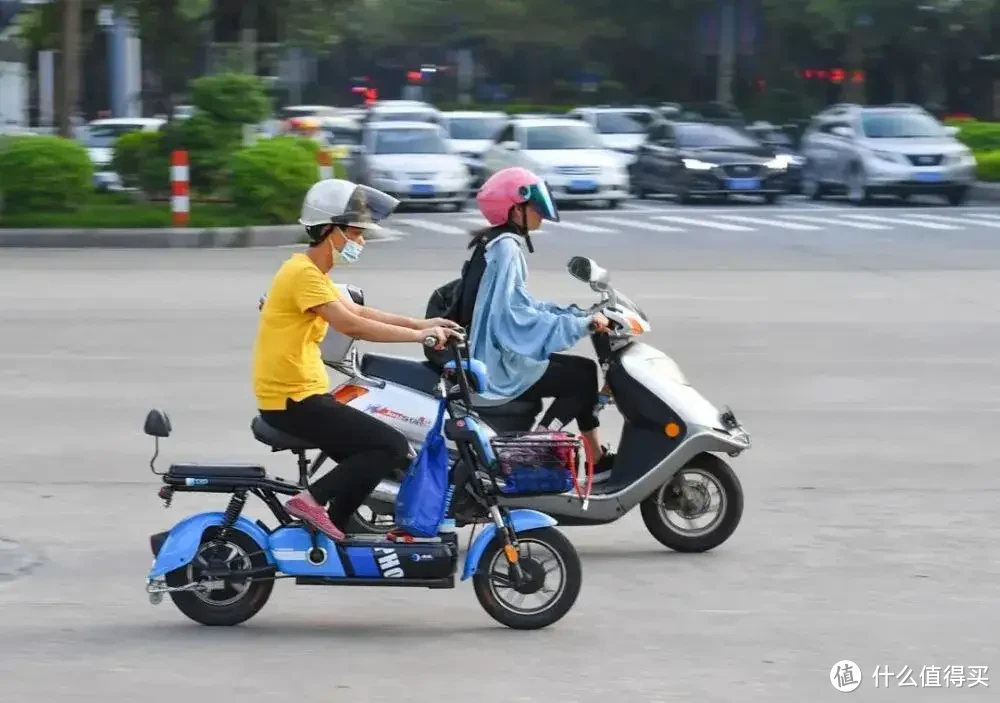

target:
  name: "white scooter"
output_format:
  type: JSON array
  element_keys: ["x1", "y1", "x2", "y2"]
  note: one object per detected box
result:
[{"x1": 281, "y1": 256, "x2": 751, "y2": 552}]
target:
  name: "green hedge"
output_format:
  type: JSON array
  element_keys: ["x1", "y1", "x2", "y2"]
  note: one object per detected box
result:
[
  {"x1": 0, "y1": 135, "x2": 93, "y2": 215},
  {"x1": 951, "y1": 119, "x2": 1000, "y2": 152},
  {"x1": 229, "y1": 136, "x2": 318, "y2": 224},
  {"x1": 975, "y1": 150, "x2": 1000, "y2": 181},
  {"x1": 112, "y1": 130, "x2": 170, "y2": 194}
]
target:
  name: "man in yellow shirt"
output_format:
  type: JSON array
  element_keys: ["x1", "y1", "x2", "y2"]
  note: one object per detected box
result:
[{"x1": 253, "y1": 179, "x2": 460, "y2": 541}]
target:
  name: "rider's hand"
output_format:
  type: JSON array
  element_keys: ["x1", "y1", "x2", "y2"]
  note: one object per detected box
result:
[
  {"x1": 589, "y1": 313, "x2": 611, "y2": 333},
  {"x1": 423, "y1": 317, "x2": 462, "y2": 331},
  {"x1": 425, "y1": 325, "x2": 462, "y2": 350}
]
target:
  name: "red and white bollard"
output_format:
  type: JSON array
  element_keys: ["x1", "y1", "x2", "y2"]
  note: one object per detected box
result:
[
  {"x1": 170, "y1": 150, "x2": 189, "y2": 227},
  {"x1": 317, "y1": 149, "x2": 333, "y2": 180}
]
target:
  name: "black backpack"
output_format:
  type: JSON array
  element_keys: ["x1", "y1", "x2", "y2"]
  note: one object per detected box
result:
[{"x1": 422, "y1": 231, "x2": 503, "y2": 367}]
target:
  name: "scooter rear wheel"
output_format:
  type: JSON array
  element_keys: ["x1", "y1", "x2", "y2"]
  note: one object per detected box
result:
[
  {"x1": 472, "y1": 527, "x2": 581, "y2": 630},
  {"x1": 640, "y1": 454, "x2": 744, "y2": 553},
  {"x1": 165, "y1": 527, "x2": 273, "y2": 626}
]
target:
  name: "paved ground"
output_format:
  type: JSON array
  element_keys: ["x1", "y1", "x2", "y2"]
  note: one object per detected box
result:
[{"x1": 1, "y1": 197, "x2": 998, "y2": 702}]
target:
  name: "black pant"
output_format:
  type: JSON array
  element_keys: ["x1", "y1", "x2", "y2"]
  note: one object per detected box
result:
[
  {"x1": 515, "y1": 353, "x2": 601, "y2": 432},
  {"x1": 260, "y1": 394, "x2": 410, "y2": 531}
]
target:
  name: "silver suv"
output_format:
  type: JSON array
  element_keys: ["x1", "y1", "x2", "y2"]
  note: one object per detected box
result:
[{"x1": 799, "y1": 103, "x2": 976, "y2": 206}]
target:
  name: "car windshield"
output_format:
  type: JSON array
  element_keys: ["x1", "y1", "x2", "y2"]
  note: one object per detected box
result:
[
  {"x1": 323, "y1": 127, "x2": 361, "y2": 145},
  {"x1": 525, "y1": 125, "x2": 601, "y2": 150},
  {"x1": 594, "y1": 112, "x2": 647, "y2": 134},
  {"x1": 861, "y1": 111, "x2": 944, "y2": 138},
  {"x1": 372, "y1": 128, "x2": 446, "y2": 154},
  {"x1": 85, "y1": 123, "x2": 147, "y2": 148},
  {"x1": 443, "y1": 116, "x2": 506, "y2": 140},
  {"x1": 675, "y1": 124, "x2": 760, "y2": 149}
]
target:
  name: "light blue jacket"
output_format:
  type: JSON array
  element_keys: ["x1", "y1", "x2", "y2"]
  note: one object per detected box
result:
[{"x1": 468, "y1": 233, "x2": 591, "y2": 398}]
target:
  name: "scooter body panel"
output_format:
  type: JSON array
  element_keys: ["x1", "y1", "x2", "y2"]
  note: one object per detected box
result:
[
  {"x1": 461, "y1": 509, "x2": 558, "y2": 581},
  {"x1": 148, "y1": 512, "x2": 274, "y2": 580}
]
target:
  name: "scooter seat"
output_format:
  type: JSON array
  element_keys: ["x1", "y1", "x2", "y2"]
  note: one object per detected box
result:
[
  {"x1": 168, "y1": 463, "x2": 265, "y2": 479},
  {"x1": 361, "y1": 353, "x2": 441, "y2": 397},
  {"x1": 471, "y1": 397, "x2": 541, "y2": 416},
  {"x1": 251, "y1": 415, "x2": 317, "y2": 452}
]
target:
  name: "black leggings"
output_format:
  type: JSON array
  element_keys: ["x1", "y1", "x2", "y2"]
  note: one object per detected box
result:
[
  {"x1": 260, "y1": 394, "x2": 410, "y2": 531},
  {"x1": 515, "y1": 353, "x2": 601, "y2": 432}
]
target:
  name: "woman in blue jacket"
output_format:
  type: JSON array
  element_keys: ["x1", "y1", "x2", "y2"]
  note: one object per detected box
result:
[{"x1": 466, "y1": 167, "x2": 616, "y2": 482}]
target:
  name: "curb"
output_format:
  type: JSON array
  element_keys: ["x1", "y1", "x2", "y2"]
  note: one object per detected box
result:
[{"x1": 0, "y1": 224, "x2": 391, "y2": 249}]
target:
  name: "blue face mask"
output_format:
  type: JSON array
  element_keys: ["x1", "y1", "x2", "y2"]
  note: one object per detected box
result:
[{"x1": 332, "y1": 235, "x2": 364, "y2": 264}]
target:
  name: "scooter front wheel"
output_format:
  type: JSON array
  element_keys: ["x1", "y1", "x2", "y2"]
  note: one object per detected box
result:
[
  {"x1": 472, "y1": 527, "x2": 581, "y2": 630},
  {"x1": 640, "y1": 454, "x2": 744, "y2": 553},
  {"x1": 165, "y1": 526, "x2": 273, "y2": 626}
]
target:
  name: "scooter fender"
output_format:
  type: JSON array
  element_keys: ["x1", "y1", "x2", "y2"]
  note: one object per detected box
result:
[
  {"x1": 148, "y1": 511, "x2": 273, "y2": 580},
  {"x1": 461, "y1": 509, "x2": 557, "y2": 581}
]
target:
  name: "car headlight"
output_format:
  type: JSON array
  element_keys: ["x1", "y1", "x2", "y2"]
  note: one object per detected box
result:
[
  {"x1": 870, "y1": 150, "x2": 906, "y2": 164},
  {"x1": 682, "y1": 158, "x2": 716, "y2": 171},
  {"x1": 764, "y1": 156, "x2": 788, "y2": 170},
  {"x1": 372, "y1": 169, "x2": 393, "y2": 179},
  {"x1": 948, "y1": 148, "x2": 975, "y2": 165}
]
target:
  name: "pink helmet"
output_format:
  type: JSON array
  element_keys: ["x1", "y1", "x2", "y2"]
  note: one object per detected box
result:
[{"x1": 475, "y1": 167, "x2": 560, "y2": 226}]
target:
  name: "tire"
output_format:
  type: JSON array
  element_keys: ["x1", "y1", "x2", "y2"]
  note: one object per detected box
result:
[
  {"x1": 640, "y1": 454, "x2": 744, "y2": 553},
  {"x1": 472, "y1": 527, "x2": 581, "y2": 630},
  {"x1": 846, "y1": 165, "x2": 872, "y2": 205},
  {"x1": 763, "y1": 192, "x2": 780, "y2": 205},
  {"x1": 347, "y1": 505, "x2": 396, "y2": 535},
  {"x1": 165, "y1": 526, "x2": 273, "y2": 626},
  {"x1": 801, "y1": 167, "x2": 823, "y2": 200},
  {"x1": 946, "y1": 187, "x2": 968, "y2": 206},
  {"x1": 607, "y1": 198, "x2": 621, "y2": 209}
]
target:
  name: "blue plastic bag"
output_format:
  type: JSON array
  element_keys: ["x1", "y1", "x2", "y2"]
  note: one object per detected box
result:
[{"x1": 394, "y1": 399, "x2": 450, "y2": 538}]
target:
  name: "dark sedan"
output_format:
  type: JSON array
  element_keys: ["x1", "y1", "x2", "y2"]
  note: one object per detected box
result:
[{"x1": 629, "y1": 121, "x2": 790, "y2": 204}]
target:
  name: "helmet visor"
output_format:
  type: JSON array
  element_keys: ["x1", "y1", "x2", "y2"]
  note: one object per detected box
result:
[
  {"x1": 525, "y1": 182, "x2": 559, "y2": 222},
  {"x1": 340, "y1": 184, "x2": 400, "y2": 230}
]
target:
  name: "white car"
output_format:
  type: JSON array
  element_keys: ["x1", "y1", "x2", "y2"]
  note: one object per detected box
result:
[
  {"x1": 365, "y1": 100, "x2": 442, "y2": 124},
  {"x1": 481, "y1": 117, "x2": 630, "y2": 207},
  {"x1": 440, "y1": 110, "x2": 509, "y2": 187},
  {"x1": 566, "y1": 106, "x2": 661, "y2": 165},
  {"x1": 352, "y1": 121, "x2": 470, "y2": 210},
  {"x1": 81, "y1": 117, "x2": 165, "y2": 190}
]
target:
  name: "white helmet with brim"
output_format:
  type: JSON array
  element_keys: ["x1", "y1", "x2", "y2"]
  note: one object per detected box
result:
[{"x1": 299, "y1": 179, "x2": 400, "y2": 238}]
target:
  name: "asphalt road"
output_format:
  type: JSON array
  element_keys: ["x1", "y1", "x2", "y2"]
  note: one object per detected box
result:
[{"x1": 1, "y1": 197, "x2": 998, "y2": 702}]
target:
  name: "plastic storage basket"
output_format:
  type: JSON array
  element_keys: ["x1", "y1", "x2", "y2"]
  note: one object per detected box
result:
[{"x1": 489, "y1": 431, "x2": 582, "y2": 497}]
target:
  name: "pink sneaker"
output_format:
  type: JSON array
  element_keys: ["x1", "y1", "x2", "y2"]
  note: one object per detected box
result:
[{"x1": 285, "y1": 496, "x2": 346, "y2": 542}]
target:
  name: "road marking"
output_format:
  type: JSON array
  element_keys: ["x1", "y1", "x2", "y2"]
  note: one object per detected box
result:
[
  {"x1": 651, "y1": 215, "x2": 754, "y2": 231},
  {"x1": 457, "y1": 216, "x2": 488, "y2": 229},
  {"x1": 712, "y1": 214, "x2": 820, "y2": 230},
  {"x1": 905, "y1": 213, "x2": 1000, "y2": 228},
  {"x1": 623, "y1": 220, "x2": 685, "y2": 233},
  {"x1": 391, "y1": 218, "x2": 468, "y2": 235},
  {"x1": 840, "y1": 213, "x2": 961, "y2": 230},
  {"x1": 547, "y1": 220, "x2": 616, "y2": 233},
  {"x1": 776, "y1": 214, "x2": 890, "y2": 230}
]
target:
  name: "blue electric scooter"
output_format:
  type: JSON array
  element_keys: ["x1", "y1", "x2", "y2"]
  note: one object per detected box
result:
[{"x1": 143, "y1": 337, "x2": 583, "y2": 630}]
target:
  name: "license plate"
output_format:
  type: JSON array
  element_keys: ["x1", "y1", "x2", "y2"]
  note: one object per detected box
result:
[
  {"x1": 410, "y1": 183, "x2": 435, "y2": 196},
  {"x1": 727, "y1": 178, "x2": 760, "y2": 190},
  {"x1": 916, "y1": 171, "x2": 943, "y2": 182},
  {"x1": 568, "y1": 179, "x2": 598, "y2": 193}
]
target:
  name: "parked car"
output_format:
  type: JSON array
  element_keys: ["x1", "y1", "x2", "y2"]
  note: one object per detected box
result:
[
  {"x1": 440, "y1": 110, "x2": 509, "y2": 189},
  {"x1": 629, "y1": 120, "x2": 789, "y2": 204},
  {"x1": 565, "y1": 106, "x2": 662, "y2": 165},
  {"x1": 80, "y1": 117, "x2": 165, "y2": 191},
  {"x1": 347, "y1": 121, "x2": 470, "y2": 210},
  {"x1": 798, "y1": 103, "x2": 976, "y2": 205},
  {"x1": 481, "y1": 117, "x2": 629, "y2": 208},
  {"x1": 745, "y1": 120, "x2": 804, "y2": 193}
]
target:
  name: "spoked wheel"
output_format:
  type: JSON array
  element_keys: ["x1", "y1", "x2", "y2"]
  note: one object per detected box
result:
[
  {"x1": 472, "y1": 527, "x2": 581, "y2": 630},
  {"x1": 164, "y1": 527, "x2": 273, "y2": 626},
  {"x1": 640, "y1": 455, "x2": 744, "y2": 553},
  {"x1": 347, "y1": 505, "x2": 397, "y2": 535}
]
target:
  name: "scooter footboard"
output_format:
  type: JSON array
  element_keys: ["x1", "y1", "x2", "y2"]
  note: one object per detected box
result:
[
  {"x1": 461, "y1": 509, "x2": 557, "y2": 581},
  {"x1": 148, "y1": 512, "x2": 273, "y2": 580}
]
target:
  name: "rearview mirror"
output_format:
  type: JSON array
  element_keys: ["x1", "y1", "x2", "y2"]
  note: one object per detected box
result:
[
  {"x1": 143, "y1": 409, "x2": 172, "y2": 438},
  {"x1": 502, "y1": 141, "x2": 520, "y2": 151},
  {"x1": 567, "y1": 256, "x2": 610, "y2": 291}
]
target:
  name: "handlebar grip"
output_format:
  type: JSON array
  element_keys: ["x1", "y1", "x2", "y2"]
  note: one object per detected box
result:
[{"x1": 423, "y1": 336, "x2": 438, "y2": 348}]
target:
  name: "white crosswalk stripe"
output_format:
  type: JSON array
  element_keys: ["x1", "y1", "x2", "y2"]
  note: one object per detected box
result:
[
  {"x1": 905, "y1": 213, "x2": 1000, "y2": 228},
  {"x1": 777, "y1": 214, "x2": 890, "y2": 230},
  {"x1": 713, "y1": 214, "x2": 821, "y2": 230},
  {"x1": 652, "y1": 215, "x2": 754, "y2": 231},
  {"x1": 840, "y1": 213, "x2": 960, "y2": 230},
  {"x1": 391, "y1": 218, "x2": 468, "y2": 235},
  {"x1": 547, "y1": 220, "x2": 616, "y2": 233},
  {"x1": 622, "y1": 220, "x2": 685, "y2": 233}
]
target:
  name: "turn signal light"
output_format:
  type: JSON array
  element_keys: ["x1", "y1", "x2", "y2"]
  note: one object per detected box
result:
[
  {"x1": 333, "y1": 384, "x2": 369, "y2": 404},
  {"x1": 504, "y1": 544, "x2": 519, "y2": 564},
  {"x1": 665, "y1": 422, "x2": 681, "y2": 438}
]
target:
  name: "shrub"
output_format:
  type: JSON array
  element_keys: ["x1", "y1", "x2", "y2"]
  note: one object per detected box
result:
[
  {"x1": 161, "y1": 113, "x2": 243, "y2": 194},
  {"x1": 954, "y1": 120, "x2": 1000, "y2": 152},
  {"x1": 190, "y1": 73, "x2": 271, "y2": 125},
  {"x1": 112, "y1": 130, "x2": 166, "y2": 192},
  {"x1": 229, "y1": 137, "x2": 318, "y2": 224},
  {"x1": 0, "y1": 135, "x2": 93, "y2": 215},
  {"x1": 975, "y1": 150, "x2": 1000, "y2": 181}
]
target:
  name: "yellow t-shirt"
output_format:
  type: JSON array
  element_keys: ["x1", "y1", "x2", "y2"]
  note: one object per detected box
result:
[{"x1": 252, "y1": 253, "x2": 341, "y2": 410}]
